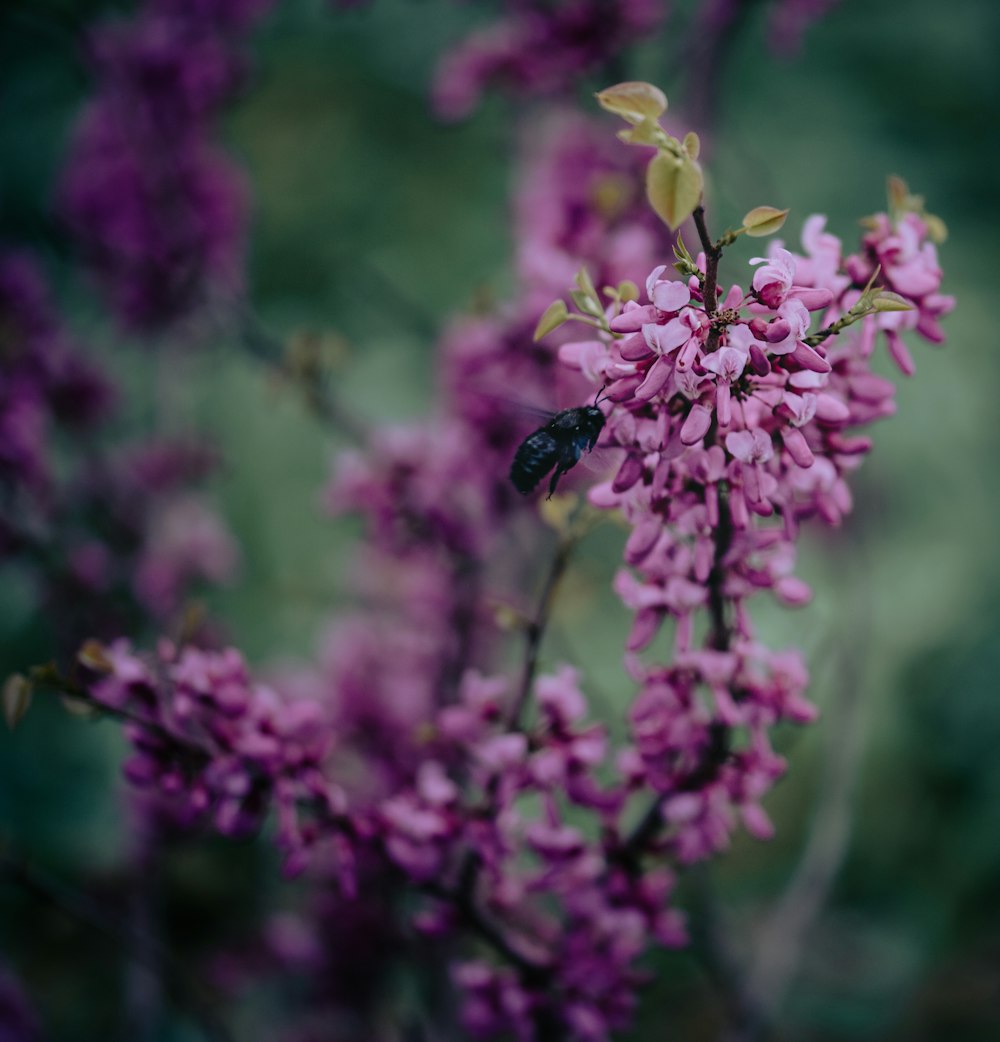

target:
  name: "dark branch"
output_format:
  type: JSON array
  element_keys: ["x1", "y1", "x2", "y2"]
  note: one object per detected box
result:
[{"x1": 504, "y1": 536, "x2": 575, "y2": 730}]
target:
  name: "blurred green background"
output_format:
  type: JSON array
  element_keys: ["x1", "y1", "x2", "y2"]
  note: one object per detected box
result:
[{"x1": 1, "y1": 0, "x2": 999, "y2": 1039}]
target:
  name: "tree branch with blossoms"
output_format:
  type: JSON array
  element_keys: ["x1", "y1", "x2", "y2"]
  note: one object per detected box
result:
[{"x1": 7, "y1": 44, "x2": 955, "y2": 1039}]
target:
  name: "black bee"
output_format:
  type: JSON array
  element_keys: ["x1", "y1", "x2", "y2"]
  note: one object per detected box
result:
[{"x1": 510, "y1": 405, "x2": 606, "y2": 498}]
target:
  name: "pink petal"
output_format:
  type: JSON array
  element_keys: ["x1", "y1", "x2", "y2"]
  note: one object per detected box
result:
[
  {"x1": 885, "y1": 330, "x2": 916, "y2": 376},
  {"x1": 652, "y1": 280, "x2": 691, "y2": 312},
  {"x1": 782, "y1": 427, "x2": 814, "y2": 468},
  {"x1": 680, "y1": 403, "x2": 712, "y2": 445},
  {"x1": 791, "y1": 341, "x2": 832, "y2": 373},
  {"x1": 635, "y1": 355, "x2": 674, "y2": 400}
]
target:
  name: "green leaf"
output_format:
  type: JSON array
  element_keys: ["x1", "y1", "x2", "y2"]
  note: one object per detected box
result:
[
  {"x1": 741, "y1": 206, "x2": 790, "y2": 238},
  {"x1": 646, "y1": 152, "x2": 703, "y2": 230},
  {"x1": 673, "y1": 231, "x2": 694, "y2": 264},
  {"x1": 533, "y1": 299, "x2": 569, "y2": 341},
  {"x1": 574, "y1": 267, "x2": 598, "y2": 300},
  {"x1": 569, "y1": 290, "x2": 598, "y2": 316},
  {"x1": 595, "y1": 81, "x2": 667, "y2": 125}
]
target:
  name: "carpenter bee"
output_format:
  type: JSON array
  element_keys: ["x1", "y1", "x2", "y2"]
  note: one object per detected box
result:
[{"x1": 509, "y1": 403, "x2": 606, "y2": 498}]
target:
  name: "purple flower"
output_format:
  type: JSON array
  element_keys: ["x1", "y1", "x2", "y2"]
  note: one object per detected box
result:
[
  {"x1": 432, "y1": 1, "x2": 664, "y2": 121},
  {"x1": 60, "y1": 1, "x2": 273, "y2": 328}
]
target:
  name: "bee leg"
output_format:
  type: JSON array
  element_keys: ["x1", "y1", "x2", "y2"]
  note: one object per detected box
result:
[
  {"x1": 546, "y1": 444, "x2": 583, "y2": 498},
  {"x1": 546, "y1": 463, "x2": 569, "y2": 499}
]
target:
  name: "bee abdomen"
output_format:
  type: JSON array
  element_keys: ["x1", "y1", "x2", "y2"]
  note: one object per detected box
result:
[{"x1": 510, "y1": 430, "x2": 558, "y2": 494}]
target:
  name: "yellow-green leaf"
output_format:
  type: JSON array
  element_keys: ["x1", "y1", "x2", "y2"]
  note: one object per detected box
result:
[
  {"x1": 78, "y1": 640, "x2": 113, "y2": 673},
  {"x1": 3, "y1": 674, "x2": 33, "y2": 730},
  {"x1": 887, "y1": 175, "x2": 910, "y2": 213},
  {"x1": 925, "y1": 212, "x2": 948, "y2": 243},
  {"x1": 616, "y1": 118, "x2": 663, "y2": 146},
  {"x1": 682, "y1": 131, "x2": 701, "y2": 160},
  {"x1": 492, "y1": 602, "x2": 526, "y2": 632},
  {"x1": 646, "y1": 152, "x2": 703, "y2": 230},
  {"x1": 871, "y1": 290, "x2": 914, "y2": 312},
  {"x1": 596, "y1": 82, "x2": 667, "y2": 125},
  {"x1": 617, "y1": 280, "x2": 639, "y2": 302},
  {"x1": 61, "y1": 696, "x2": 99, "y2": 719},
  {"x1": 741, "y1": 206, "x2": 790, "y2": 238},
  {"x1": 533, "y1": 300, "x2": 568, "y2": 341}
]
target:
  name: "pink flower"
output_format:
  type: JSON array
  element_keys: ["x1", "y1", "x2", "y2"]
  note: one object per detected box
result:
[
  {"x1": 725, "y1": 429, "x2": 774, "y2": 464},
  {"x1": 751, "y1": 248, "x2": 797, "y2": 308}
]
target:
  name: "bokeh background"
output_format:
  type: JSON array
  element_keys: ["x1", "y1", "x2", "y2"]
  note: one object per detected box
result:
[{"x1": 1, "y1": 0, "x2": 998, "y2": 1039}]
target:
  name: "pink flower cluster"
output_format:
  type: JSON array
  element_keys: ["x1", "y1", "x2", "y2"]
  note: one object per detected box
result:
[
  {"x1": 89, "y1": 640, "x2": 341, "y2": 875},
  {"x1": 64, "y1": 50, "x2": 951, "y2": 1025},
  {"x1": 554, "y1": 206, "x2": 952, "y2": 856},
  {"x1": 87, "y1": 637, "x2": 693, "y2": 1039},
  {"x1": 43, "y1": 19, "x2": 953, "y2": 1022},
  {"x1": 60, "y1": 0, "x2": 274, "y2": 328}
]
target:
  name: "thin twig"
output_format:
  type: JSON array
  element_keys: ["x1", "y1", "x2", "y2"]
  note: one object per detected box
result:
[
  {"x1": 693, "y1": 205, "x2": 722, "y2": 316},
  {"x1": 693, "y1": 205, "x2": 726, "y2": 356},
  {"x1": 424, "y1": 880, "x2": 549, "y2": 981},
  {"x1": 344, "y1": 254, "x2": 440, "y2": 343},
  {"x1": 504, "y1": 536, "x2": 576, "y2": 730},
  {"x1": 238, "y1": 310, "x2": 369, "y2": 442},
  {"x1": 437, "y1": 554, "x2": 482, "y2": 707}
]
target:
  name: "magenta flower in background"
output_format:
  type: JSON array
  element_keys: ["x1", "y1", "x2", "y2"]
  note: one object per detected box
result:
[
  {"x1": 60, "y1": 0, "x2": 274, "y2": 329},
  {"x1": 432, "y1": 0, "x2": 664, "y2": 120},
  {"x1": 0, "y1": 252, "x2": 114, "y2": 515},
  {"x1": 0, "y1": 250, "x2": 237, "y2": 646},
  {"x1": 514, "y1": 111, "x2": 664, "y2": 305}
]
